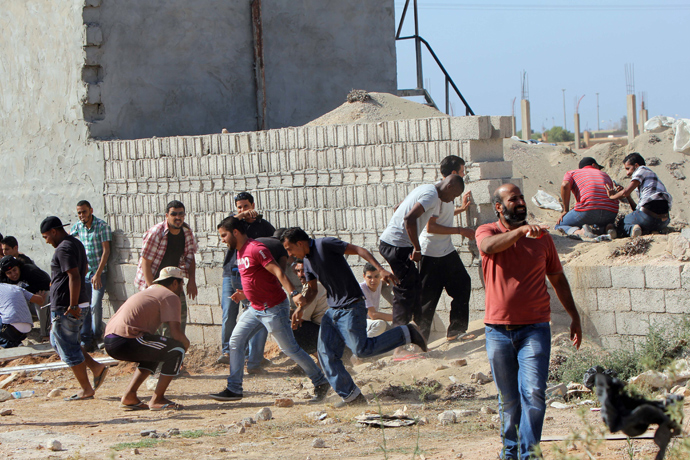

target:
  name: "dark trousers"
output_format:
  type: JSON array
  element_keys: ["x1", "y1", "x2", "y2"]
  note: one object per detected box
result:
[
  {"x1": 418, "y1": 251, "x2": 471, "y2": 340},
  {"x1": 0, "y1": 324, "x2": 27, "y2": 348},
  {"x1": 378, "y1": 241, "x2": 422, "y2": 327},
  {"x1": 292, "y1": 320, "x2": 320, "y2": 355}
]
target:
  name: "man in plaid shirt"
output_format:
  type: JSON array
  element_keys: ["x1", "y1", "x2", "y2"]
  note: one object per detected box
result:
[
  {"x1": 71, "y1": 200, "x2": 112, "y2": 351},
  {"x1": 134, "y1": 200, "x2": 198, "y2": 333}
]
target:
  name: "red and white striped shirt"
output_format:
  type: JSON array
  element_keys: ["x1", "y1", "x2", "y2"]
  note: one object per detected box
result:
[{"x1": 563, "y1": 166, "x2": 619, "y2": 213}]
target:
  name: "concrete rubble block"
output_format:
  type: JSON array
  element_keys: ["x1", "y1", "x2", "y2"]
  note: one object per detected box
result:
[
  {"x1": 572, "y1": 265, "x2": 612, "y2": 289},
  {"x1": 185, "y1": 325, "x2": 204, "y2": 345},
  {"x1": 461, "y1": 139, "x2": 505, "y2": 163},
  {"x1": 681, "y1": 265, "x2": 690, "y2": 290},
  {"x1": 460, "y1": 203, "x2": 496, "y2": 228},
  {"x1": 649, "y1": 312, "x2": 681, "y2": 333},
  {"x1": 610, "y1": 265, "x2": 645, "y2": 288},
  {"x1": 86, "y1": 83, "x2": 101, "y2": 104},
  {"x1": 600, "y1": 335, "x2": 626, "y2": 350},
  {"x1": 194, "y1": 287, "x2": 220, "y2": 307},
  {"x1": 202, "y1": 326, "x2": 221, "y2": 348},
  {"x1": 615, "y1": 311, "x2": 649, "y2": 335},
  {"x1": 450, "y1": 116, "x2": 492, "y2": 140},
  {"x1": 187, "y1": 305, "x2": 214, "y2": 325},
  {"x1": 629, "y1": 289, "x2": 665, "y2": 313},
  {"x1": 645, "y1": 265, "x2": 682, "y2": 289},
  {"x1": 490, "y1": 116, "x2": 513, "y2": 138},
  {"x1": 464, "y1": 179, "x2": 502, "y2": 205},
  {"x1": 597, "y1": 288, "x2": 631, "y2": 312},
  {"x1": 571, "y1": 288, "x2": 598, "y2": 313},
  {"x1": 465, "y1": 161, "x2": 513, "y2": 181},
  {"x1": 664, "y1": 290, "x2": 686, "y2": 314},
  {"x1": 204, "y1": 267, "x2": 223, "y2": 287},
  {"x1": 466, "y1": 266, "x2": 485, "y2": 290},
  {"x1": 586, "y1": 311, "x2": 617, "y2": 336}
]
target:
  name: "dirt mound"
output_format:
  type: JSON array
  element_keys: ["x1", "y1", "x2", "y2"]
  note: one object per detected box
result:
[{"x1": 306, "y1": 91, "x2": 447, "y2": 126}]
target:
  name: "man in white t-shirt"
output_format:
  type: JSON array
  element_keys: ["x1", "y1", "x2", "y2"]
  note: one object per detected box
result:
[
  {"x1": 418, "y1": 156, "x2": 475, "y2": 341},
  {"x1": 378, "y1": 175, "x2": 465, "y2": 330},
  {"x1": 360, "y1": 263, "x2": 394, "y2": 337},
  {"x1": 0, "y1": 283, "x2": 45, "y2": 348}
]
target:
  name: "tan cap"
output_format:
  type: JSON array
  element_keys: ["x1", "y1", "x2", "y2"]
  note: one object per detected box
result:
[{"x1": 152, "y1": 266, "x2": 184, "y2": 284}]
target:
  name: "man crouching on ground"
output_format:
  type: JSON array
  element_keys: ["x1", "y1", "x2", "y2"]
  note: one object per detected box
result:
[
  {"x1": 476, "y1": 184, "x2": 582, "y2": 460},
  {"x1": 104, "y1": 267, "x2": 190, "y2": 411}
]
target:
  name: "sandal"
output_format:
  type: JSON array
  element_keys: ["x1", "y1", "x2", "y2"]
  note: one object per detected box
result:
[
  {"x1": 149, "y1": 402, "x2": 183, "y2": 411},
  {"x1": 93, "y1": 366, "x2": 109, "y2": 391},
  {"x1": 64, "y1": 394, "x2": 94, "y2": 401},
  {"x1": 120, "y1": 401, "x2": 149, "y2": 411}
]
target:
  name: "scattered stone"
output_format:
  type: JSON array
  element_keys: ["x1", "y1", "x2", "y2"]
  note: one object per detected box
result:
[
  {"x1": 435, "y1": 365, "x2": 449, "y2": 371},
  {"x1": 241, "y1": 417, "x2": 255, "y2": 426},
  {"x1": 438, "y1": 410, "x2": 457, "y2": 425},
  {"x1": 47, "y1": 389, "x2": 62, "y2": 398},
  {"x1": 0, "y1": 389, "x2": 11, "y2": 402},
  {"x1": 545, "y1": 416, "x2": 554, "y2": 421},
  {"x1": 306, "y1": 411, "x2": 328, "y2": 421},
  {"x1": 312, "y1": 437, "x2": 326, "y2": 448},
  {"x1": 550, "y1": 401, "x2": 572, "y2": 410},
  {"x1": 148, "y1": 433, "x2": 159, "y2": 439},
  {"x1": 140, "y1": 429, "x2": 156, "y2": 437},
  {"x1": 255, "y1": 407, "x2": 272, "y2": 421},
  {"x1": 344, "y1": 435, "x2": 355, "y2": 442},
  {"x1": 221, "y1": 128, "x2": 229, "y2": 134},
  {"x1": 145, "y1": 378, "x2": 158, "y2": 391},
  {"x1": 32, "y1": 376, "x2": 45, "y2": 383},
  {"x1": 444, "y1": 383, "x2": 477, "y2": 400},
  {"x1": 320, "y1": 418, "x2": 336, "y2": 425},
  {"x1": 275, "y1": 398, "x2": 294, "y2": 407},
  {"x1": 629, "y1": 370, "x2": 672, "y2": 390},
  {"x1": 132, "y1": 448, "x2": 140, "y2": 455},
  {"x1": 471, "y1": 372, "x2": 493, "y2": 385},
  {"x1": 451, "y1": 359, "x2": 467, "y2": 367},
  {"x1": 237, "y1": 426, "x2": 246, "y2": 434},
  {"x1": 492, "y1": 414, "x2": 501, "y2": 423},
  {"x1": 546, "y1": 383, "x2": 567, "y2": 398},
  {"x1": 418, "y1": 416, "x2": 429, "y2": 425},
  {"x1": 346, "y1": 89, "x2": 371, "y2": 103},
  {"x1": 159, "y1": 433, "x2": 168, "y2": 439},
  {"x1": 49, "y1": 440, "x2": 62, "y2": 452},
  {"x1": 480, "y1": 406, "x2": 497, "y2": 415},
  {"x1": 453, "y1": 409, "x2": 478, "y2": 418},
  {"x1": 168, "y1": 428, "x2": 180, "y2": 436},
  {"x1": 0, "y1": 372, "x2": 22, "y2": 389},
  {"x1": 456, "y1": 454, "x2": 464, "y2": 458},
  {"x1": 1, "y1": 409, "x2": 12, "y2": 416},
  {"x1": 220, "y1": 447, "x2": 228, "y2": 452}
]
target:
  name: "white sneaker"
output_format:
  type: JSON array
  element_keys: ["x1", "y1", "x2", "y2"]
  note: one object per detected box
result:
[{"x1": 631, "y1": 224, "x2": 642, "y2": 238}]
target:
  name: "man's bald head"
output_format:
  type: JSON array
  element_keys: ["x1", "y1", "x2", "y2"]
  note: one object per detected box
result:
[{"x1": 493, "y1": 183, "x2": 527, "y2": 225}]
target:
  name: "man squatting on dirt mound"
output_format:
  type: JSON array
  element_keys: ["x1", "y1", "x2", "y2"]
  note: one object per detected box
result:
[
  {"x1": 280, "y1": 227, "x2": 428, "y2": 408},
  {"x1": 476, "y1": 183, "x2": 582, "y2": 460}
]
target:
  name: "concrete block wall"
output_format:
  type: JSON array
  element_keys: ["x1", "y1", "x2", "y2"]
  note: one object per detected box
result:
[
  {"x1": 100, "y1": 115, "x2": 515, "y2": 347},
  {"x1": 564, "y1": 263, "x2": 690, "y2": 350}
]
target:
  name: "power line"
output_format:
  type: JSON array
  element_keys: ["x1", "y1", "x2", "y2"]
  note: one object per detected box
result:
[{"x1": 395, "y1": 2, "x2": 690, "y2": 11}]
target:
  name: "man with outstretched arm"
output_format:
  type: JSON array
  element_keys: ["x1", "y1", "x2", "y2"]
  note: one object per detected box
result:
[
  {"x1": 281, "y1": 227, "x2": 428, "y2": 408},
  {"x1": 104, "y1": 267, "x2": 190, "y2": 411},
  {"x1": 476, "y1": 184, "x2": 582, "y2": 460},
  {"x1": 210, "y1": 217, "x2": 329, "y2": 403}
]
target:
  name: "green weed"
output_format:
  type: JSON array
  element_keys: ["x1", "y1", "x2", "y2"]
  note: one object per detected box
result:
[{"x1": 111, "y1": 439, "x2": 164, "y2": 451}]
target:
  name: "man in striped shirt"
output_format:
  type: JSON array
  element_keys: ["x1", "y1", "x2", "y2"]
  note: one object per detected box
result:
[{"x1": 555, "y1": 157, "x2": 619, "y2": 239}]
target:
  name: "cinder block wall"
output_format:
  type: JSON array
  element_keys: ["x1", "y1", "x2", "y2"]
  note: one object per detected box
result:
[{"x1": 100, "y1": 115, "x2": 515, "y2": 348}]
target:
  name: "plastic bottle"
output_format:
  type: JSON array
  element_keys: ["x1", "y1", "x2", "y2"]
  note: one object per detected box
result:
[
  {"x1": 595, "y1": 234, "x2": 612, "y2": 242},
  {"x1": 11, "y1": 390, "x2": 34, "y2": 399}
]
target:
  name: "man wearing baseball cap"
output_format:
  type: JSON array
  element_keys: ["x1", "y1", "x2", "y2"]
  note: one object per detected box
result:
[
  {"x1": 104, "y1": 266, "x2": 190, "y2": 410},
  {"x1": 555, "y1": 157, "x2": 619, "y2": 239},
  {"x1": 41, "y1": 216, "x2": 108, "y2": 401}
]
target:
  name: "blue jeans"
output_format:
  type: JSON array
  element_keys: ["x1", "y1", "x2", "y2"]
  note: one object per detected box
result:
[
  {"x1": 221, "y1": 273, "x2": 267, "y2": 368},
  {"x1": 318, "y1": 300, "x2": 410, "y2": 401},
  {"x1": 225, "y1": 298, "x2": 327, "y2": 394},
  {"x1": 555, "y1": 209, "x2": 617, "y2": 235},
  {"x1": 51, "y1": 308, "x2": 88, "y2": 367},
  {"x1": 80, "y1": 272, "x2": 107, "y2": 348},
  {"x1": 486, "y1": 323, "x2": 551, "y2": 460},
  {"x1": 623, "y1": 209, "x2": 670, "y2": 236}
]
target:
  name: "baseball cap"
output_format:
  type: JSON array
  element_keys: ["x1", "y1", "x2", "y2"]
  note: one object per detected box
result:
[
  {"x1": 40, "y1": 216, "x2": 70, "y2": 234},
  {"x1": 152, "y1": 266, "x2": 184, "y2": 284},
  {"x1": 579, "y1": 157, "x2": 603, "y2": 170},
  {"x1": 0, "y1": 256, "x2": 19, "y2": 273}
]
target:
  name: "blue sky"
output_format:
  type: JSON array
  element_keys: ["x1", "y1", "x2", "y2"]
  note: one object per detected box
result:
[{"x1": 394, "y1": 1, "x2": 690, "y2": 133}]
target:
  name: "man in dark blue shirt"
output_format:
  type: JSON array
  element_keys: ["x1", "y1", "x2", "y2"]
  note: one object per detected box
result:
[{"x1": 281, "y1": 228, "x2": 427, "y2": 407}]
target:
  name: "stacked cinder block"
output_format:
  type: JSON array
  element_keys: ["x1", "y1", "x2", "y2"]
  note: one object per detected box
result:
[
  {"x1": 561, "y1": 263, "x2": 690, "y2": 350},
  {"x1": 100, "y1": 115, "x2": 516, "y2": 346}
]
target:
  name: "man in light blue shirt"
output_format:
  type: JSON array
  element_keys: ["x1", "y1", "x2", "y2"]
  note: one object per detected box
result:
[{"x1": 0, "y1": 283, "x2": 44, "y2": 348}]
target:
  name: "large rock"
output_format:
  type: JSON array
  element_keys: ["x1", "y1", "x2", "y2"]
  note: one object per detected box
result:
[{"x1": 629, "y1": 370, "x2": 672, "y2": 389}]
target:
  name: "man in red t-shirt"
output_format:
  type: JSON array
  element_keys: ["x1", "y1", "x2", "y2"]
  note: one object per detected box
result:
[
  {"x1": 555, "y1": 157, "x2": 619, "y2": 239},
  {"x1": 476, "y1": 183, "x2": 582, "y2": 460},
  {"x1": 210, "y1": 217, "x2": 330, "y2": 403}
]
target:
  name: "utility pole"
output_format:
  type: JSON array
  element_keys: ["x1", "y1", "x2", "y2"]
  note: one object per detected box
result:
[
  {"x1": 562, "y1": 89, "x2": 566, "y2": 130},
  {"x1": 596, "y1": 92, "x2": 600, "y2": 131}
]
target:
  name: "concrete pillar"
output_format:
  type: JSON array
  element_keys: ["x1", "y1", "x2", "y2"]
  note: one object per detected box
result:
[
  {"x1": 511, "y1": 115, "x2": 517, "y2": 139},
  {"x1": 584, "y1": 130, "x2": 591, "y2": 148},
  {"x1": 520, "y1": 99, "x2": 531, "y2": 141},
  {"x1": 574, "y1": 113, "x2": 581, "y2": 149},
  {"x1": 627, "y1": 94, "x2": 638, "y2": 143},
  {"x1": 639, "y1": 108, "x2": 648, "y2": 134}
]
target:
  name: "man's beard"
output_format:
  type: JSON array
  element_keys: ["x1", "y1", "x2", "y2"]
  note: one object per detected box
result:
[{"x1": 502, "y1": 204, "x2": 527, "y2": 226}]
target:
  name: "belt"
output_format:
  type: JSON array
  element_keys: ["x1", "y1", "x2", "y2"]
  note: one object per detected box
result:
[
  {"x1": 641, "y1": 206, "x2": 669, "y2": 221},
  {"x1": 486, "y1": 324, "x2": 527, "y2": 331}
]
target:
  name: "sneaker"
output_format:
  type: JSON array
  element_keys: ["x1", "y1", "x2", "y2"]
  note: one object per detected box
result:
[
  {"x1": 246, "y1": 366, "x2": 267, "y2": 375},
  {"x1": 214, "y1": 354, "x2": 230, "y2": 365},
  {"x1": 406, "y1": 324, "x2": 428, "y2": 353},
  {"x1": 631, "y1": 224, "x2": 642, "y2": 238},
  {"x1": 209, "y1": 388, "x2": 243, "y2": 401},
  {"x1": 582, "y1": 224, "x2": 596, "y2": 238},
  {"x1": 309, "y1": 383, "x2": 330, "y2": 404},
  {"x1": 333, "y1": 392, "x2": 368, "y2": 408},
  {"x1": 607, "y1": 228, "x2": 617, "y2": 240}
]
